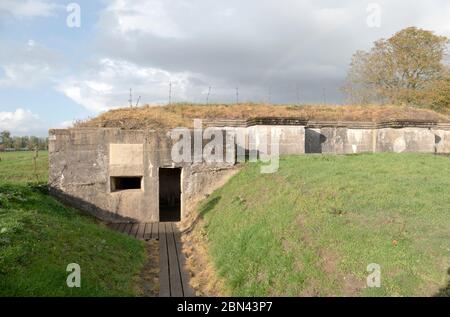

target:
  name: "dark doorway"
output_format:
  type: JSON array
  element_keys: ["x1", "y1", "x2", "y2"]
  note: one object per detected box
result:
[
  {"x1": 159, "y1": 168, "x2": 181, "y2": 222},
  {"x1": 305, "y1": 129, "x2": 326, "y2": 154}
]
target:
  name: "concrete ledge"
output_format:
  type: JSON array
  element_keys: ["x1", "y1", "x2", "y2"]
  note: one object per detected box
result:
[
  {"x1": 194, "y1": 118, "x2": 450, "y2": 129},
  {"x1": 436, "y1": 123, "x2": 450, "y2": 130},
  {"x1": 52, "y1": 118, "x2": 450, "y2": 132}
]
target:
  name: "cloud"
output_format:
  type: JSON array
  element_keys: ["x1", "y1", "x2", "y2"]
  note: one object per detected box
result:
[
  {"x1": 57, "y1": 58, "x2": 205, "y2": 112},
  {"x1": 0, "y1": 108, "x2": 46, "y2": 136},
  {"x1": 59, "y1": 120, "x2": 75, "y2": 128},
  {"x1": 92, "y1": 0, "x2": 370, "y2": 104},
  {"x1": 89, "y1": 0, "x2": 450, "y2": 105},
  {"x1": 4, "y1": 0, "x2": 446, "y2": 114},
  {"x1": 0, "y1": 0, "x2": 59, "y2": 18},
  {"x1": 0, "y1": 40, "x2": 62, "y2": 88},
  {"x1": 102, "y1": 0, "x2": 185, "y2": 39},
  {"x1": 0, "y1": 63, "x2": 53, "y2": 88}
]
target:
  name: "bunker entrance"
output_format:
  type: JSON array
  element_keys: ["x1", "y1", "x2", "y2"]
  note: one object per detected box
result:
[{"x1": 159, "y1": 168, "x2": 181, "y2": 222}]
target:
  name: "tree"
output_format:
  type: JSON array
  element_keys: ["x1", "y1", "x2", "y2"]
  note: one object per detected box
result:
[
  {"x1": 38, "y1": 137, "x2": 49, "y2": 150},
  {"x1": 13, "y1": 136, "x2": 23, "y2": 151},
  {"x1": 419, "y1": 67, "x2": 450, "y2": 112},
  {"x1": 344, "y1": 27, "x2": 450, "y2": 108},
  {"x1": 0, "y1": 132, "x2": 48, "y2": 151},
  {"x1": 0, "y1": 130, "x2": 12, "y2": 148},
  {"x1": 28, "y1": 136, "x2": 39, "y2": 151}
]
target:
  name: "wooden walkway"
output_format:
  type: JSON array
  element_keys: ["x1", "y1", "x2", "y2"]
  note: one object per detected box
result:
[{"x1": 107, "y1": 222, "x2": 194, "y2": 297}]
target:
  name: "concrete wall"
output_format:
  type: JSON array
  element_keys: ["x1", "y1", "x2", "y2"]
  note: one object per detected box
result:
[
  {"x1": 433, "y1": 124, "x2": 450, "y2": 154},
  {"x1": 49, "y1": 128, "x2": 156, "y2": 222},
  {"x1": 305, "y1": 123, "x2": 450, "y2": 155},
  {"x1": 346, "y1": 129, "x2": 375, "y2": 154},
  {"x1": 376, "y1": 128, "x2": 435, "y2": 153},
  {"x1": 247, "y1": 125, "x2": 305, "y2": 156},
  {"x1": 49, "y1": 121, "x2": 450, "y2": 223},
  {"x1": 306, "y1": 127, "x2": 375, "y2": 154},
  {"x1": 49, "y1": 128, "x2": 238, "y2": 223}
]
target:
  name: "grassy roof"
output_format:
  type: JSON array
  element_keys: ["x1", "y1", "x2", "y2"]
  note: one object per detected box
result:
[{"x1": 75, "y1": 103, "x2": 450, "y2": 130}]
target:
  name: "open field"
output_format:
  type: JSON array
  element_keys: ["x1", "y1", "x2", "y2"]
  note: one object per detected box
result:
[
  {"x1": 0, "y1": 151, "x2": 49, "y2": 183},
  {"x1": 0, "y1": 151, "x2": 148, "y2": 296},
  {"x1": 196, "y1": 154, "x2": 450, "y2": 296},
  {"x1": 76, "y1": 104, "x2": 450, "y2": 130}
]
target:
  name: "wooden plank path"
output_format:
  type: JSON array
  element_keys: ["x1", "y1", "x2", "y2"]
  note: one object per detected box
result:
[{"x1": 107, "y1": 222, "x2": 195, "y2": 297}]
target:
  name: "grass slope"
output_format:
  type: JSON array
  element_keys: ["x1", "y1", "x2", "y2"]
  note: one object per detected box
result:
[
  {"x1": 198, "y1": 154, "x2": 450, "y2": 296},
  {"x1": 0, "y1": 151, "x2": 147, "y2": 296}
]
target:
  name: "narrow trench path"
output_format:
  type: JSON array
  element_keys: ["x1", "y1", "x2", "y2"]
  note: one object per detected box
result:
[{"x1": 107, "y1": 222, "x2": 195, "y2": 297}]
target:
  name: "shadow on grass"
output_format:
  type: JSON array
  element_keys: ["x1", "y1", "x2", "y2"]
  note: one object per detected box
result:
[
  {"x1": 434, "y1": 268, "x2": 450, "y2": 297},
  {"x1": 181, "y1": 196, "x2": 221, "y2": 235},
  {"x1": 199, "y1": 196, "x2": 221, "y2": 217}
]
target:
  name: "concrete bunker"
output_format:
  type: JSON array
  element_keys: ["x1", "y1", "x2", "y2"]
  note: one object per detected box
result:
[{"x1": 48, "y1": 119, "x2": 450, "y2": 224}]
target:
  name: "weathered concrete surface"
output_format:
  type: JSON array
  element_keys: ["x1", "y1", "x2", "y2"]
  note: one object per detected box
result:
[
  {"x1": 109, "y1": 144, "x2": 144, "y2": 176},
  {"x1": 49, "y1": 128, "x2": 153, "y2": 222},
  {"x1": 305, "y1": 124, "x2": 445, "y2": 154},
  {"x1": 247, "y1": 125, "x2": 305, "y2": 156},
  {"x1": 433, "y1": 124, "x2": 450, "y2": 154},
  {"x1": 376, "y1": 128, "x2": 435, "y2": 153},
  {"x1": 313, "y1": 127, "x2": 373, "y2": 154},
  {"x1": 320, "y1": 127, "x2": 347, "y2": 154},
  {"x1": 49, "y1": 120, "x2": 450, "y2": 223},
  {"x1": 49, "y1": 128, "x2": 238, "y2": 223},
  {"x1": 345, "y1": 129, "x2": 375, "y2": 154},
  {"x1": 277, "y1": 126, "x2": 306, "y2": 155}
]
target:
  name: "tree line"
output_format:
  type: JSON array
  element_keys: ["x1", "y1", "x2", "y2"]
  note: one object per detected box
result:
[
  {"x1": 0, "y1": 130, "x2": 48, "y2": 151},
  {"x1": 344, "y1": 27, "x2": 450, "y2": 112}
]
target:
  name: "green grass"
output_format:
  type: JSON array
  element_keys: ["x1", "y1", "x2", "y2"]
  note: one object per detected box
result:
[
  {"x1": 198, "y1": 153, "x2": 450, "y2": 297},
  {"x1": 0, "y1": 151, "x2": 49, "y2": 183},
  {"x1": 0, "y1": 151, "x2": 147, "y2": 296}
]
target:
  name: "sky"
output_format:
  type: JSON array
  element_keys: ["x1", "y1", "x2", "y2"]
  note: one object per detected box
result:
[{"x1": 0, "y1": 0, "x2": 450, "y2": 136}]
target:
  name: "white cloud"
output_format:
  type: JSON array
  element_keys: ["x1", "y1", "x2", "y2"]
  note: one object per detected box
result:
[
  {"x1": 0, "y1": 0, "x2": 59, "y2": 18},
  {"x1": 59, "y1": 120, "x2": 75, "y2": 128},
  {"x1": 0, "y1": 40, "x2": 62, "y2": 88},
  {"x1": 0, "y1": 108, "x2": 46, "y2": 136},
  {"x1": 92, "y1": 0, "x2": 450, "y2": 104},
  {"x1": 0, "y1": 63, "x2": 53, "y2": 88},
  {"x1": 57, "y1": 58, "x2": 202, "y2": 112},
  {"x1": 102, "y1": 0, "x2": 186, "y2": 38},
  {"x1": 3, "y1": 0, "x2": 448, "y2": 110}
]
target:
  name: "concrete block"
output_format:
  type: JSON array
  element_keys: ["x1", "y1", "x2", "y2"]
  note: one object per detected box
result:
[{"x1": 377, "y1": 128, "x2": 435, "y2": 153}]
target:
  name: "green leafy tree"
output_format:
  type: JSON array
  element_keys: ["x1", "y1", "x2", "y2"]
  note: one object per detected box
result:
[
  {"x1": 0, "y1": 130, "x2": 12, "y2": 148},
  {"x1": 21, "y1": 136, "x2": 29, "y2": 149}
]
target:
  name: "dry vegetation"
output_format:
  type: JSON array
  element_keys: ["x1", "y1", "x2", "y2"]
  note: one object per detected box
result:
[
  {"x1": 179, "y1": 168, "x2": 241, "y2": 296},
  {"x1": 75, "y1": 103, "x2": 450, "y2": 130}
]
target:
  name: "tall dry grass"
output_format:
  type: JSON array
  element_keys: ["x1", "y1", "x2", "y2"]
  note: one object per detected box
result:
[{"x1": 75, "y1": 103, "x2": 450, "y2": 130}]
